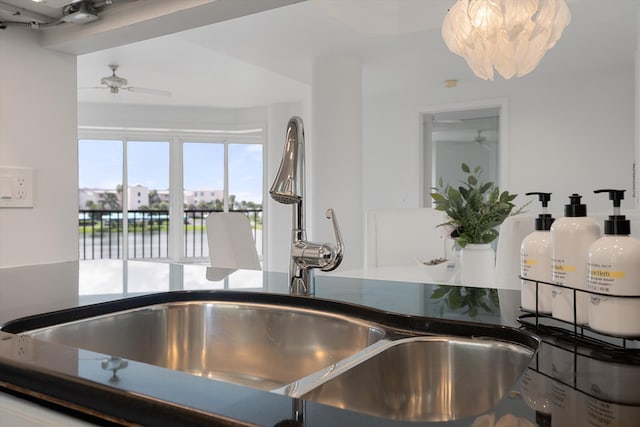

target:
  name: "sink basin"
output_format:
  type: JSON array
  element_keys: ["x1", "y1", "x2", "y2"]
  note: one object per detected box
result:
[
  {"x1": 299, "y1": 336, "x2": 535, "y2": 422},
  {"x1": 18, "y1": 300, "x2": 385, "y2": 391},
  {"x1": 2, "y1": 291, "x2": 538, "y2": 422}
]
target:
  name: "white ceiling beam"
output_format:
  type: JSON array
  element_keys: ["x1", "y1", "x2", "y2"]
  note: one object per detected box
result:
[{"x1": 40, "y1": 0, "x2": 305, "y2": 55}]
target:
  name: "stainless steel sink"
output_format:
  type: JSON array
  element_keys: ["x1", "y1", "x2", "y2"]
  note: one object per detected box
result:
[
  {"x1": 4, "y1": 292, "x2": 538, "y2": 422},
  {"x1": 299, "y1": 336, "x2": 535, "y2": 422},
  {"x1": 22, "y1": 301, "x2": 385, "y2": 391}
]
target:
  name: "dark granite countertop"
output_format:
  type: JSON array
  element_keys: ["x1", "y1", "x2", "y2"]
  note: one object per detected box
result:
[{"x1": 0, "y1": 260, "x2": 638, "y2": 426}]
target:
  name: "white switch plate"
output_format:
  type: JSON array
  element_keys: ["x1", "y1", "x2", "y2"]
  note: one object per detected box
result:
[{"x1": 0, "y1": 167, "x2": 34, "y2": 208}]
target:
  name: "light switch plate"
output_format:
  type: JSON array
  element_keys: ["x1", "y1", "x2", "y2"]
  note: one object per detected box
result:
[{"x1": 0, "y1": 167, "x2": 34, "y2": 208}]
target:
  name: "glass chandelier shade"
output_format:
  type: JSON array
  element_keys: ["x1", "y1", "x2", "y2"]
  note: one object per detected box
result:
[{"x1": 442, "y1": 0, "x2": 571, "y2": 80}]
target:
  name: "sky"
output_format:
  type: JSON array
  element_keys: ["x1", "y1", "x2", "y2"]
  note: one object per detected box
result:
[{"x1": 78, "y1": 139, "x2": 263, "y2": 203}]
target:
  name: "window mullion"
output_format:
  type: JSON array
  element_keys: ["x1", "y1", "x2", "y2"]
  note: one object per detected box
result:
[
  {"x1": 224, "y1": 141, "x2": 229, "y2": 212},
  {"x1": 122, "y1": 139, "x2": 129, "y2": 294},
  {"x1": 169, "y1": 138, "x2": 184, "y2": 260},
  {"x1": 122, "y1": 138, "x2": 129, "y2": 261}
]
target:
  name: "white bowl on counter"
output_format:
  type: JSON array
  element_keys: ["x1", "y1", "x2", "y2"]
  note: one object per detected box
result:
[{"x1": 416, "y1": 257, "x2": 457, "y2": 282}]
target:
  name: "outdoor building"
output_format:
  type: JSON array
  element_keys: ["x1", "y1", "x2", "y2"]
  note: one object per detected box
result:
[
  {"x1": 128, "y1": 184, "x2": 148, "y2": 210},
  {"x1": 190, "y1": 189, "x2": 224, "y2": 206},
  {"x1": 78, "y1": 188, "x2": 102, "y2": 210},
  {"x1": 156, "y1": 190, "x2": 170, "y2": 204},
  {"x1": 79, "y1": 186, "x2": 224, "y2": 210},
  {"x1": 78, "y1": 188, "x2": 120, "y2": 210}
]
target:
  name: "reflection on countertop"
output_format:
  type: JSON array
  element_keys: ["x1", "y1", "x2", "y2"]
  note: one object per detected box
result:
[
  {"x1": 0, "y1": 260, "x2": 638, "y2": 426},
  {"x1": 523, "y1": 332, "x2": 640, "y2": 427}
]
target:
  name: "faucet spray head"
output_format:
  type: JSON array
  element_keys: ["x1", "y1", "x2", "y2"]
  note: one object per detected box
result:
[{"x1": 270, "y1": 116, "x2": 305, "y2": 205}]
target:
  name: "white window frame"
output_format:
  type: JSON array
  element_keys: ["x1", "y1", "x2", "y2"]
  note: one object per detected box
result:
[{"x1": 78, "y1": 125, "x2": 266, "y2": 262}]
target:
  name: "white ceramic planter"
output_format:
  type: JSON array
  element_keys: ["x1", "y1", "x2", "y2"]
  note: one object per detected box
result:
[{"x1": 460, "y1": 243, "x2": 495, "y2": 287}]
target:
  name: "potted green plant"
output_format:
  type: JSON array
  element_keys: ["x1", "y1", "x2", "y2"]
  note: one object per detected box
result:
[
  {"x1": 430, "y1": 163, "x2": 526, "y2": 287},
  {"x1": 430, "y1": 163, "x2": 524, "y2": 248}
]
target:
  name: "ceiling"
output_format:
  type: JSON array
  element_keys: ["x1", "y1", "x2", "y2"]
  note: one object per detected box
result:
[
  {"x1": 0, "y1": 0, "x2": 68, "y2": 23},
  {"x1": 3, "y1": 0, "x2": 639, "y2": 109},
  {"x1": 0, "y1": 0, "x2": 128, "y2": 24}
]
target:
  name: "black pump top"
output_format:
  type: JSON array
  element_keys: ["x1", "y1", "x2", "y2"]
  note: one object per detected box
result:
[
  {"x1": 594, "y1": 189, "x2": 630, "y2": 235},
  {"x1": 564, "y1": 193, "x2": 588, "y2": 217},
  {"x1": 526, "y1": 192, "x2": 554, "y2": 231}
]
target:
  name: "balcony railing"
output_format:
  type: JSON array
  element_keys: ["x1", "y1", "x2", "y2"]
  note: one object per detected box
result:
[{"x1": 79, "y1": 209, "x2": 262, "y2": 261}]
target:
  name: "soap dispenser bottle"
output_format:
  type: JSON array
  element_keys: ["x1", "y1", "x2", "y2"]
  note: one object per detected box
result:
[
  {"x1": 551, "y1": 193, "x2": 600, "y2": 324},
  {"x1": 521, "y1": 192, "x2": 555, "y2": 314},
  {"x1": 587, "y1": 189, "x2": 640, "y2": 336}
]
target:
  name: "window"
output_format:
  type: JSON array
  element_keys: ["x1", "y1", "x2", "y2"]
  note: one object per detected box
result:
[
  {"x1": 229, "y1": 143, "x2": 263, "y2": 258},
  {"x1": 78, "y1": 139, "x2": 169, "y2": 259},
  {"x1": 78, "y1": 128, "x2": 264, "y2": 262},
  {"x1": 78, "y1": 140, "x2": 122, "y2": 260},
  {"x1": 229, "y1": 143, "x2": 263, "y2": 210},
  {"x1": 182, "y1": 141, "x2": 263, "y2": 258}
]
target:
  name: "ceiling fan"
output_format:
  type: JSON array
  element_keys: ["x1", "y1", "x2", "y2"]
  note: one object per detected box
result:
[
  {"x1": 83, "y1": 65, "x2": 172, "y2": 96},
  {"x1": 474, "y1": 130, "x2": 487, "y2": 144},
  {"x1": 472, "y1": 130, "x2": 494, "y2": 151},
  {"x1": 441, "y1": 129, "x2": 494, "y2": 150}
]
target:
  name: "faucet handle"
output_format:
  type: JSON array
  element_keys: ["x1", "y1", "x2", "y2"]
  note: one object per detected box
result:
[{"x1": 321, "y1": 208, "x2": 344, "y2": 271}]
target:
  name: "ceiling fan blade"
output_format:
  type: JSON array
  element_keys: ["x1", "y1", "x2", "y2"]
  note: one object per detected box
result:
[
  {"x1": 78, "y1": 86, "x2": 109, "y2": 90},
  {"x1": 125, "y1": 86, "x2": 172, "y2": 96}
]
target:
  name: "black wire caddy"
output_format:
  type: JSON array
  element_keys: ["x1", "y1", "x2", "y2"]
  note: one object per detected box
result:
[
  {"x1": 517, "y1": 277, "x2": 640, "y2": 425},
  {"x1": 517, "y1": 276, "x2": 640, "y2": 352}
]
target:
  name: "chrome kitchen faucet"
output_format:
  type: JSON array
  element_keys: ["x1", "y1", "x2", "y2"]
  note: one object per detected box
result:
[{"x1": 270, "y1": 116, "x2": 343, "y2": 295}]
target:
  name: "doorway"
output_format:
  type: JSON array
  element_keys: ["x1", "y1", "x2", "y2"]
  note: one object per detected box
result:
[{"x1": 421, "y1": 101, "x2": 508, "y2": 207}]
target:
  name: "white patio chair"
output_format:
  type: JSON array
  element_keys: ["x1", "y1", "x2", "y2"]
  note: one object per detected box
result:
[{"x1": 205, "y1": 212, "x2": 261, "y2": 280}]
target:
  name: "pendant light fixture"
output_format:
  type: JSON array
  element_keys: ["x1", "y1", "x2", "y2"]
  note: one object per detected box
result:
[{"x1": 442, "y1": 0, "x2": 571, "y2": 80}]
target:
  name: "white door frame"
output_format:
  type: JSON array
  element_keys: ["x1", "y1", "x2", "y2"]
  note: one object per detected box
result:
[{"x1": 417, "y1": 98, "x2": 509, "y2": 207}]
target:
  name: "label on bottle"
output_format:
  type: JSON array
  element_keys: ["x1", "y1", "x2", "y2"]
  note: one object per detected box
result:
[
  {"x1": 587, "y1": 262, "x2": 625, "y2": 292},
  {"x1": 586, "y1": 397, "x2": 615, "y2": 427},
  {"x1": 521, "y1": 255, "x2": 537, "y2": 278},
  {"x1": 552, "y1": 258, "x2": 577, "y2": 282}
]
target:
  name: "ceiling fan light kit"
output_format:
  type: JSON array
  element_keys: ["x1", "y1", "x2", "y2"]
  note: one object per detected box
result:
[
  {"x1": 442, "y1": 0, "x2": 571, "y2": 80},
  {"x1": 101, "y1": 65, "x2": 127, "y2": 93}
]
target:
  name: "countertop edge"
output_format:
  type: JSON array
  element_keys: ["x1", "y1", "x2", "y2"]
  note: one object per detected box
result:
[{"x1": 0, "y1": 355, "x2": 255, "y2": 427}]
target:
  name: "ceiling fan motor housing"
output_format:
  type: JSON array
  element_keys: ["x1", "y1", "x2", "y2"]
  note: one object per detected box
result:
[{"x1": 101, "y1": 75, "x2": 128, "y2": 93}]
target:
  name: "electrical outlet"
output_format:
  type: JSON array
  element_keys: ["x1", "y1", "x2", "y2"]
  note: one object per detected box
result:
[
  {"x1": 0, "y1": 167, "x2": 33, "y2": 208},
  {"x1": 16, "y1": 177, "x2": 26, "y2": 199}
]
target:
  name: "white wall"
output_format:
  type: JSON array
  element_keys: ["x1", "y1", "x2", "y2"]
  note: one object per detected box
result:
[
  {"x1": 363, "y1": 64, "x2": 635, "y2": 216},
  {"x1": 78, "y1": 103, "x2": 267, "y2": 130},
  {"x1": 311, "y1": 56, "x2": 363, "y2": 271},
  {"x1": 636, "y1": 8, "x2": 640, "y2": 207},
  {"x1": 507, "y1": 67, "x2": 634, "y2": 211},
  {"x1": 0, "y1": 28, "x2": 78, "y2": 268}
]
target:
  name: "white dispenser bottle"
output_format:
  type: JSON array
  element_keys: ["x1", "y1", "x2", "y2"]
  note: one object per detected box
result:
[
  {"x1": 521, "y1": 192, "x2": 555, "y2": 313},
  {"x1": 551, "y1": 193, "x2": 600, "y2": 324},
  {"x1": 587, "y1": 189, "x2": 640, "y2": 336}
]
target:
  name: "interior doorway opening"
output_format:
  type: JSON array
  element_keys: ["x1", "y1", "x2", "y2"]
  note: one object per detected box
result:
[{"x1": 421, "y1": 102, "x2": 507, "y2": 207}]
